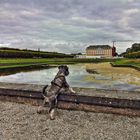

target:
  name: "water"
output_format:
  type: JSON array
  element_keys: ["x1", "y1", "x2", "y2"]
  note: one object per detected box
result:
[{"x1": 0, "y1": 63, "x2": 140, "y2": 91}]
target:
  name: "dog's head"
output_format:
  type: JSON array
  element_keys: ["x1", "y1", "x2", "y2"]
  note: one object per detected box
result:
[{"x1": 58, "y1": 65, "x2": 69, "y2": 76}]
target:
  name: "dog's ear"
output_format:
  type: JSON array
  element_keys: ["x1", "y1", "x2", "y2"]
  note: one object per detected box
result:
[
  {"x1": 64, "y1": 65, "x2": 69, "y2": 76},
  {"x1": 64, "y1": 65, "x2": 68, "y2": 70},
  {"x1": 58, "y1": 65, "x2": 64, "y2": 69}
]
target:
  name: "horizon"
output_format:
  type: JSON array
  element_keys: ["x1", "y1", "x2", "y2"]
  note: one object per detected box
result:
[
  {"x1": 0, "y1": 0, "x2": 140, "y2": 54},
  {"x1": 0, "y1": 42, "x2": 139, "y2": 55}
]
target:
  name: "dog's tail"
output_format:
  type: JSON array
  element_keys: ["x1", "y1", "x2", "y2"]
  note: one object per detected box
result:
[{"x1": 42, "y1": 85, "x2": 48, "y2": 97}]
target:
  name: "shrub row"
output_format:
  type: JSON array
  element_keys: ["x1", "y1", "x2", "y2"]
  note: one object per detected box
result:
[
  {"x1": 0, "y1": 50, "x2": 73, "y2": 58},
  {"x1": 124, "y1": 51, "x2": 140, "y2": 58}
]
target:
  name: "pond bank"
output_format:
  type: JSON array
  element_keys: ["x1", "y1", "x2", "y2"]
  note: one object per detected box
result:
[{"x1": 0, "y1": 82, "x2": 140, "y2": 100}]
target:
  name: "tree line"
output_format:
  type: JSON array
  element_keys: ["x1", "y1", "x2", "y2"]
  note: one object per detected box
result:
[
  {"x1": 121, "y1": 43, "x2": 140, "y2": 58},
  {"x1": 0, "y1": 47, "x2": 74, "y2": 58}
]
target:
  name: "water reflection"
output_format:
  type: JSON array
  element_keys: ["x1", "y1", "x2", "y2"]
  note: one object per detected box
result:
[
  {"x1": 0, "y1": 65, "x2": 55, "y2": 76},
  {"x1": 86, "y1": 69, "x2": 99, "y2": 74},
  {"x1": 0, "y1": 63, "x2": 140, "y2": 91},
  {"x1": 86, "y1": 67, "x2": 112, "y2": 80}
]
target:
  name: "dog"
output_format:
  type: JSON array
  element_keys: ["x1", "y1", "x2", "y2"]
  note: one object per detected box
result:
[{"x1": 37, "y1": 65, "x2": 75, "y2": 120}]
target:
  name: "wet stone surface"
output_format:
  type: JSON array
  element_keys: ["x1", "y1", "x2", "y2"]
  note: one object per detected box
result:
[
  {"x1": 0, "y1": 82, "x2": 140, "y2": 100},
  {"x1": 0, "y1": 101, "x2": 140, "y2": 140}
]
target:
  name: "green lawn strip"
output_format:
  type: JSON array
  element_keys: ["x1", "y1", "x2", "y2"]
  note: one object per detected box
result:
[
  {"x1": 0, "y1": 58, "x2": 51, "y2": 64},
  {"x1": 0, "y1": 58, "x2": 119, "y2": 70},
  {"x1": 0, "y1": 58, "x2": 116, "y2": 64},
  {"x1": 0, "y1": 58, "x2": 66, "y2": 64},
  {"x1": 112, "y1": 59, "x2": 140, "y2": 68},
  {"x1": 0, "y1": 61, "x2": 76, "y2": 70},
  {"x1": 0, "y1": 64, "x2": 43, "y2": 69}
]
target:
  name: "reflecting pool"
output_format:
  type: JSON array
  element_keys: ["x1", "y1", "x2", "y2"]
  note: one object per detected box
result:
[{"x1": 0, "y1": 63, "x2": 140, "y2": 91}]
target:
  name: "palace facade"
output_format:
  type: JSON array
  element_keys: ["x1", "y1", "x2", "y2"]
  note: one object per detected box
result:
[{"x1": 86, "y1": 45, "x2": 116, "y2": 58}]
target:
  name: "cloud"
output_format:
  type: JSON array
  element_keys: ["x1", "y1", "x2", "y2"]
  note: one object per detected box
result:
[
  {"x1": 0, "y1": 0, "x2": 140, "y2": 54},
  {"x1": 0, "y1": 43, "x2": 10, "y2": 47}
]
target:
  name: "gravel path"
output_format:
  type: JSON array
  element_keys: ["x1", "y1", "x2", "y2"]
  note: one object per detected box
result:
[{"x1": 0, "y1": 101, "x2": 140, "y2": 140}]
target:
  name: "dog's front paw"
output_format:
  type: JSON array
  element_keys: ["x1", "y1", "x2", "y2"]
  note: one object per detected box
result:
[
  {"x1": 44, "y1": 97, "x2": 49, "y2": 103},
  {"x1": 70, "y1": 88, "x2": 76, "y2": 93}
]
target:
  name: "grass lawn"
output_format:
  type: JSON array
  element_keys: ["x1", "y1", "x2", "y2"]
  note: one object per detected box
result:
[
  {"x1": 0, "y1": 58, "x2": 139, "y2": 70},
  {"x1": 0, "y1": 58, "x2": 75, "y2": 68},
  {"x1": 112, "y1": 59, "x2": 140, "y2": 68},
  {"x1": 0, "y1": 58, "x2": 117, "y2": 69}
]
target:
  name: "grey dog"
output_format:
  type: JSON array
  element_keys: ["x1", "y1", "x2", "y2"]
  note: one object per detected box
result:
[{"x1": 37, "y1": 65, "x2": 75, "y2": 120}]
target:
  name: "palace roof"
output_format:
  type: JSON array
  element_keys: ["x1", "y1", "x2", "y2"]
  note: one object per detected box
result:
[{"x1": 86, "y1": 45, "x2": 112, "y2": 50}]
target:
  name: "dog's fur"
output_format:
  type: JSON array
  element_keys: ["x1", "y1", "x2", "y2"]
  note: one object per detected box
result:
[{"x1": 37, "y1": 65, "x2": 75, "y2": 120}]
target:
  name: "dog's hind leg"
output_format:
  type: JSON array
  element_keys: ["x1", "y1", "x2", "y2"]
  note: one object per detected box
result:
[
  {"x1": 37, "y1": 98, "x2": 48, "y2": 114},
  {"x1": 37, "y1": 85, "x2": 49, "y2": 114},
  {"x1": 50, "y1": 108, "x2": 55, "y2": 120},
  {"x1": 54, "y1": 93, "x2": 60, "y2": 106},
  {"x1": 48, "y1": 96, "x2": 56, "y2": 120}
]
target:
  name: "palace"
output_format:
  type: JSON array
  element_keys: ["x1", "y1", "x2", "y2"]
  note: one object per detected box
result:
[{"x1": 86, "y1": 45, "x2": 116, "y2": 58}]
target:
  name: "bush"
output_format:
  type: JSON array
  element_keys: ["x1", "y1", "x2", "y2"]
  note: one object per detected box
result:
[
  {"x1": 124, "y1": 51, "x2": 140, "y2": 58},
  {"x1": 0, "y1": 49, "x2": 73, "y2": 58}
]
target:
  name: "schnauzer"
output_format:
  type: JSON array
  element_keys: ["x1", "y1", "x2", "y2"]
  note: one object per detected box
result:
[{"x1": 37, "y1": 65, "x2": 75, "y2": 120}]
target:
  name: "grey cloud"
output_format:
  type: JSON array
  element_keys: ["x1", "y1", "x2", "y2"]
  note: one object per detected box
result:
[{"x1": 0, "y1": 0, "x2": 140, "y2": 54}]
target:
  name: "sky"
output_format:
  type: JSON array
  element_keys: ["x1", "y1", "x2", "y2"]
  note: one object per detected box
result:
[{"x1": 0, "y1": 0, "x2": 140, "y2": 54}]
